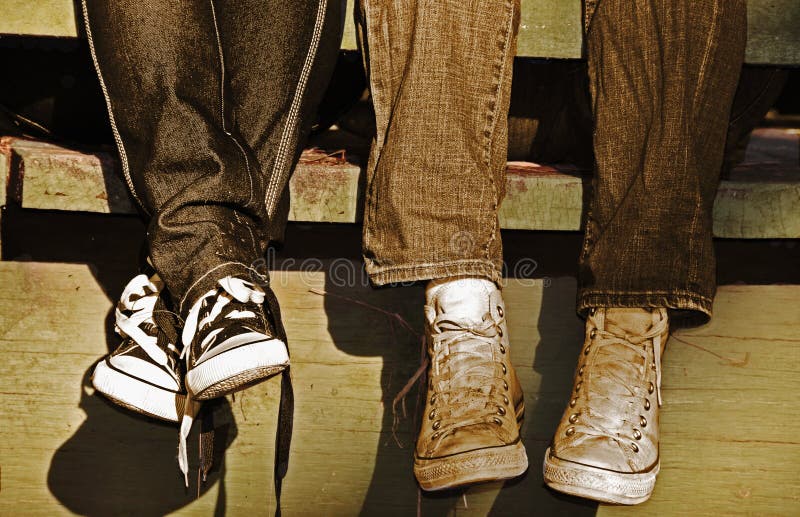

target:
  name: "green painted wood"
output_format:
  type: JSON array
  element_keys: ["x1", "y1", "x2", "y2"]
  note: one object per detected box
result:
[
  {"x1": 0, "y1": 261, "x2": 797, "y2": 515},
  {"x1": 7, "y1": 130, "x2": 799, "y2": 238},
  {"x1": 0, "y1": 0, "x2": 78, "y2": 38},
  {"x1": 517, "y1": 0, "x2": 583, "y2": 59},
  {"x1": 746, "y1": 0, "x2": 800, "y2": 65},
  {"x1": 0, "y1": 0, "x2": 797, "y2": 64}
]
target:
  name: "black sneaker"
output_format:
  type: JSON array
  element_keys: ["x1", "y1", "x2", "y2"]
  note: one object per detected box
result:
[
  {"x1": 182, "y1": 276, "x2": 289, "y2": 400},
  {"x1": 92, "y1": 274, "x2": 186, "y2": 422}
]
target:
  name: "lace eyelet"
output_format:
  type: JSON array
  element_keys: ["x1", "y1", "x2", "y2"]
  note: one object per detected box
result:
[
  {"x1": 498, "y1": 327, "x2": 504, "y2": 337},
  {"x1": 575, "y1": 381, "x2": 582, "y2": 392},
  {"x1": 584, "y1": 346, "x2": 591, "y2": 355},
  {"x1": 589, "y1": 329, "x2": 597, "y2": 339},
  {"x1": 501, "y1": 363, "x2": 507, "y2": 374},
  {"x1": 503, "y1": 395, "x2": 509, "y2": 404},
  {"x1": 569, "y1": 413, "x2": 579, "y2": 424},
  {"x1": 430, "y1": 394, "x2": 437, "y2": 405},
  {"x1": 589, "y1": 308, "x2": 597, "y2": 316},
  {"x1": 492, "y1": 417, "x2": 503, "y2": 425},
  {"x1": 648, "y1": 382, "x2": 655, "y2": 394},
  {"x1": 431, "y1": 432, "x2": 441, "y2": 440},
  {"x1": 503, "y1": 380, "x2": 509, "y2": 390},
  {"x1": 631, "y1": 442, "x2": 639, "y2": 453},
  {"x1": 566, "y1": 426, "x2": 576, "y2": 436},
  {"x1": 497, "y1": 406, "x2": 506, "y2": 416},
  {"x1": 497, "y1": 306, "x2": 504, "y2": 317},
  {"x1": 428, "y1": 409, "x2": 436, "y2": 420},
  {"x1": 569, "y1": 397, "x2": 577, "y2": 407},
  {"x1": 432, "y1": 420, "x2": 441, "y2": 430},
  {"x1": 578, "y1": 366, "x2": 584, "y2": 376},
  {"x1": 633, "y1": 429, "x2": 642, "y2": 440},
  {"x1": 644, "y1": 399, "x2": 651, "y2": 410},
  {"x1": 640, "y1": 416, "x2": 647, "y2": 427},
  {"x1": 499, "y1": 344, "x2": 506, "y2": 354}
]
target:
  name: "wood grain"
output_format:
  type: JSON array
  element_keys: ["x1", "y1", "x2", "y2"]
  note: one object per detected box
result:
[{"x1": 0, "y1": 261, "x2": 797, "y2": 515}]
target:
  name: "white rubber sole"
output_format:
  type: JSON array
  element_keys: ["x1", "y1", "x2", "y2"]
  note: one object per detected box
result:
[
  {"x1": 186, "y1": 338, "x2": 289, "y2": 400},
  {"x1": 543, "y1": 447, "x2": 659, "y2": 505},
  {"x1": 92, "y1": 360, "x2": 185, "y2": 422},
  {"x1": 414, "y1": 440, "x2": 529, "y2": 491}
]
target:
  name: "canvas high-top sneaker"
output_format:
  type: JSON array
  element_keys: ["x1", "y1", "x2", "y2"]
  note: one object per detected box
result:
[
  {"x1": 92, "y1": 273, "x2": 185, "y2": 422},
  {"x1": 413, "y1": 278, "x2": 528, "y2": 491},
  {"x1": 182, "y1": 276, "x2": 289, "y2": 400},
  {"x1": 543, "y1": 307, "x2": 669, "y2": 504}
]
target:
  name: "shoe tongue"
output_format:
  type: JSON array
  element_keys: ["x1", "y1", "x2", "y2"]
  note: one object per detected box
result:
[
  {"x1": 591, "y1": 309, "x2": 651, "y2": 387},
  {"x1": 604, "y1": 308, "x2": 653, "y2": 336},
  {"x1": 431, "y1": 279, "x2": 493, "y2": 324}
]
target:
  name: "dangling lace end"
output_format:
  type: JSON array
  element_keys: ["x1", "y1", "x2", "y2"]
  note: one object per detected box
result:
[
  {"x1": 178, "y1": 397, "x2": 198, "y2": 487},
  {"x1": 654, "y1": 334, "x2": 663, "y2": 407}
]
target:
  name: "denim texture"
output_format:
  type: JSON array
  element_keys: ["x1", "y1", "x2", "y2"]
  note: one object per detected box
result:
[
  {"x1": 578, "y1": 0, "x2": 746, "y2": 320},
  {"x1": 82, "y1": 0, "x2": 343, "y2": 316},
  {"x1": 360, "y1": 0, "x2": 746, "y2": 320},
  {"x1": 358, "y1": 0, "x2": 521, "y2": 286}
]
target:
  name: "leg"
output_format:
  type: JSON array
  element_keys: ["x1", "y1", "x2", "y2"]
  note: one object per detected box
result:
[
  {"x1": 82, "y1": 0, "x2": 341, "y2": 315},
  {"x1": 578, "y1": 0, "x2": 747, "y2": 319},
  {"x1": 358, "y1": 0, "x2": 527, "y2": 491},
  {"x1": 359, "y1": 0, "x2": 516, "y2": 286},
  {"x1": 544, "y1": 0, "x2": 746, "y2": 504},
  {"x1": 82, "y1": 0, "x2": 341, "y2": 487}
]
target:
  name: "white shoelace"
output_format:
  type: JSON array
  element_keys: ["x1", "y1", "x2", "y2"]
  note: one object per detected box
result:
[
  {"x1": 429, "y1": 315, "x2": 508, "y2": 433},
  {"x1": 572, "y1": 311, "x2": 668, "y2": 445},
  {"x1": 177, "y1": 276, "x2": 267, "y2": 485},
  {"x1": 114, "y1": 274, "x2": 180, "y2": 366}
]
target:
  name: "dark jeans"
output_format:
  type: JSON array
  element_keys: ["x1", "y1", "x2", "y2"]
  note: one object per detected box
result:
[{"x1": 81, "y1": 0, "x2": 342, "y2": 316}]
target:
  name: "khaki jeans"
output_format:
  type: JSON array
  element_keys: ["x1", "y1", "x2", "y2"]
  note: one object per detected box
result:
[{"x1": 359, "y1": 0, "x2": 746, "y2": 320}]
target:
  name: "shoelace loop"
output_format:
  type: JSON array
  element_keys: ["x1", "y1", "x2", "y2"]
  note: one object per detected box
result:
[
  {"x1": 428, "y1": 314, "x2": 510, "y2": 435},
  {"x1": 569, "y1": 312, "x2": 668, "y2": 446}
]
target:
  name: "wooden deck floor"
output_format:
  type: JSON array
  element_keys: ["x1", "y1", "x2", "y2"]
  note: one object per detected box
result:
[{"x1": 0, "y1": 261, "x2": 798, "y2": 516}]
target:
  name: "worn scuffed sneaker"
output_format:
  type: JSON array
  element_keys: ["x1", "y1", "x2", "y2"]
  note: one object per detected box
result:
[
  {"x1": 543, "y1": 307, "x2": 669, "y2": 505},
  {"x1": 92, "y1": 273, "x2": 186, "y2": 422},
  {"x1": 181, "y1": 276, "x2": 289, "y2": 400},
  {"x1": 413, "y1": 278, "x2": 528, "y2": 491}
]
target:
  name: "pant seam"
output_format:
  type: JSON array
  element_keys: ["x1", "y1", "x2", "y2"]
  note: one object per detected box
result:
[
  {"x1": 264, "y1": 0, "x2": 329, "y2": 220},
  {"x1": 209, "y1": 0, "x2": 256, "y2": 207},
  {"x1": 481, "y1": 0, "x2": 515, "y2": 263},
  {"x1": 80, "y1": 0, "x2": 147, "y2": 214},
  {"x1": 686, "y1": 0, "x2": 722, "y2": 290},
  {"x1": 369, "y1": 259, "x2": 502, "y2": 285}
]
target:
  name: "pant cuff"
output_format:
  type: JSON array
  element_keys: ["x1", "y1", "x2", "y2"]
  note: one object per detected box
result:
[
  {"x1": 577, "y1": 289, "x2": 713, "y2": 323},
  {"x1": 178, "y1": 261, "x2": 269, "y2": 318},
  {"x1": 367, "y1": 259, "x2": 502, "y2": 286}
]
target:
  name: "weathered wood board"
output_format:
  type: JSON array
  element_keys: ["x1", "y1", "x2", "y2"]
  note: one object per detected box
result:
[
  {"x1": 0, "y1": 0, "x2": 797, "y2": 64},
  {"x1": 3, "y1": 128, "x2": 799, "y2": 238},
  {"x1": 0, "y1": 261, "x2": 797, "y2": 515}
]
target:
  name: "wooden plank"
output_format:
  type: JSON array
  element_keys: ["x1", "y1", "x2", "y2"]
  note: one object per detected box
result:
[
  {"x1": 0, "y1": 0, "x2": 78, "y2": 38},
  {"x1": 746, "y1": 0, "x2": 800, "y2": 66},
  {"x1": 517, "y1": 0, "x2": 583, "y2": 60},
  {"x1": 0, "y1": 261, "x2": 797, "y2": 515},
  {"x1": 0, "y1": 0, "x2": 797, "y2": 65},
  {"x1": 6, "y1": 129, "x2": 800, "y2": 238}
]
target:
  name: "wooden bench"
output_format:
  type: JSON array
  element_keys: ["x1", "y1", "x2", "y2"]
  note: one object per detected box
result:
[
  {"x1": 2, "y1": 128, "x2": 798, "y2": 241},
  {"x1": 2, "y1": 0, "x2": 799, "y2": 64},
  {"x1": 0, "y1": 0, "x2": 798, "y2": 252}
]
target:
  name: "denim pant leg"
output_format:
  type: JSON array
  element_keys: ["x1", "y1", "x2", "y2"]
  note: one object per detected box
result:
[
  {"x1": 577, "y1": 0, "x2": 747, "y2": 320},
  {"x1": 358, "y1": 0, "x2": 520, "y2": 286},
  {"x1": 81, "y1": 1, "x2": 341, "y2": 316}
]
